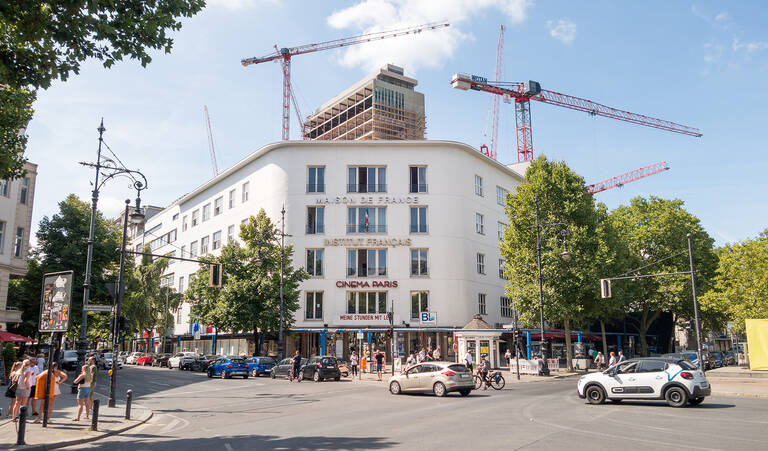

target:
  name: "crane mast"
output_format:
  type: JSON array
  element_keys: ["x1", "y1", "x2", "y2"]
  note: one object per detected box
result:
[{"x1": 587, "y1": 161, "x2": 670, "y2": 194}]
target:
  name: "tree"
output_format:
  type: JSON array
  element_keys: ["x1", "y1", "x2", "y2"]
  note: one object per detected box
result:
[
  {"x1": 8, "y1": 194, "x2": 122, "y2": 342},
  {"x1": 0, "y1": 0, "x2": 205, "y2": 178},
  {"x1": 607, "y1": 196, "x2": 717, "y2": 355},
  {"x1": 700, "y1": 229, "x2": 768, "y2": 334},
  {"x1": 500, "y1": 157, "x2": 602, "y2": 371}
]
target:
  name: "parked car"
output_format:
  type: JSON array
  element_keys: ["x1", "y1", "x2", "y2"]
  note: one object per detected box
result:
[
  {"x1": 153, "y1": 353, "x2": 171, "y2": 367},
  {"x1": 246, "y1": 356, "x2": 276, "y2": 377},
  {"x1": 168, "y1": 352, "x2": 198, "y2": 369},
  {"x1": 192, "y1": 355, "x2": 218, "y2": 372},
  {"x1": 102, "y1": 352, "x2": 123, "y2": 370},
  {"x1": 710, "y1": 351, "x2": 725, "y2": 367},
  {"x1": 270, "y1": 358, "x2": 307, "y2": 379},
  {"x1": 61, "y1": 350, "x2": 80, "y2": 371},
  {"x1": 578, "y1": 357, "x2": 710, "y2": 407},
  {"x1": 724, "y1": 350, "x2": 737, "y2": 366},
  {"x1": 298, "y1": 356, "x2": 341, "y2": 382},
  {"x1": 389, "y1": 362, "x2": 474, "y2": 397},
  {"x1": 207, "y1": 356, "x2": 249, "y2": 379},
  {"x1": 125, "y1": 352, "x2": 144, "y2": 365},
  {"x1": 118, "y1": 352, "x2": 128, "y2": 364},
  {"x1": 702, "y1": 351, "x2": 718, "y2": 369},
  {"x1": 136, "y1": 353, "x2": 156, "y2": 366}
]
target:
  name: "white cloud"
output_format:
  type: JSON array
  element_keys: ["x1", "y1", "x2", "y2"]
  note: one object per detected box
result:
[
  {"x1": 547, "y1": 18, "x2": 576, "y2": 45},
  {"x1": 714, "y1": 12, "x2": 729, "y2": 22},
  {"x1": 326, "y1": 0, "x2": 533, "y2": 72},
  {"x1": 732, "y1": 38, "x2": 768, "y2": 53},
  {"x1": 205, "y1": 0, "x2": 280, "y2": 10}
]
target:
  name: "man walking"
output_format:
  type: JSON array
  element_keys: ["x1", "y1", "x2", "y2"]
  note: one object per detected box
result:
[
  {"x1": 618, "y1": 351, "x2": 626, "y2": 363},
  {"x1": 464, "y1": 350, "x2": 473, "y2": 372},
  {"x1": 291, "y1": 350, "x2": 302, "y2": 382},
  {"x1": 374, "y1": 349, "x2": 385, "y2": 381}
]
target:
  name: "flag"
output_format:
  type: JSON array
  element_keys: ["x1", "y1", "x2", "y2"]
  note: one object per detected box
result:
[{"x1": 364, "y1": 210, "x2": 369, "y2": 231}]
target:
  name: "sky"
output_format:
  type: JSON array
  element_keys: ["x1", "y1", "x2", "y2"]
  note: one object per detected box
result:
[{"x1": 24, "y1": 0, "x2": 768, "y2": 247}]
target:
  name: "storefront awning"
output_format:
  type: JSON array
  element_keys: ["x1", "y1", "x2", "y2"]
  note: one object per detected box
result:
[{"x1": 0, "y1": 330, "x2": 34, "y2": 342}]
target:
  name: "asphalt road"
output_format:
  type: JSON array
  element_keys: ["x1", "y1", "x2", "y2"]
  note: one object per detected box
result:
[{"x1": 66, "y1": 365, "x2": 768, "y2": 451}]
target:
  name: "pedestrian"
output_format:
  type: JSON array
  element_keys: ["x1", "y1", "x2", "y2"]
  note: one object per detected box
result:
[
  {"x1": 426, "y1": 346, "x2": 433, "y2": 361},
  {"x1": 5, "y1": 361, "x2": 22, "y2": 418},
  {"x1": 72, "y1": 364, "x2": 92, "y2": 421},
  {"x1": 13, "y1": 359, "x2": 34, "y2": 422},
  {"x1": 504, "y1": 349, "x2": 512, "y2": 367},
  {"x1": 406, "y1": 352, "x2": 417, "y2": 369},
  {"x1": 618, "y1": 350, "x2": 626, "y2": 363},
  {"x1": 350, "y1": 351, "x2": 359, "y2": 377},
  {"x1": 418, "y1": 347, "x2": 426, "y2": 363},
  {"x1": 291, "y1": 349, "x2": 302, "y2": 382},
  {"x1": 87, "y1": 357, "x2": 98, "y2": 414},
  {"x1": 464, "y1": 350, "x2": 473, "y2": 372},
  {"x1": 374, "y1": 349, "x2": 385, "y2": 381},
  {"x1": 36, "y1": 354, "x2": 45, "y2": 372},
  {"x1": 28, "y1": 357, "x2": 41, "y2": 416},
  {"x1": 608, "y1": 351, "x2": 618, "y2": 368},
  {"x1": 433, "y1": 346, "x2": 441, "y2": 361},
  {"x1": 478, "y1": 355, "x2": 489, "y2": 390},
  {"x1": 33, "y1": 362, "x2": 67, "y2": 423},
  {"x1": 536, "y1": 355, "x2": 545, "y2": 375},
  {"x1": 595, "y1": 351, "x2": 605, "y2": 371}
]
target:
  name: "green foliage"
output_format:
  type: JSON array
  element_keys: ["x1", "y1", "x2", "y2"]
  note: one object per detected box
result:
[
  {"x1": 2, "y1": 342, "x2": 16, "y2": 378},
  {"x1": 701, "y1": 230, "x2": 768, "y2": 333},
  {"x1": 7, "y1": 194, "x2": 122, "y2": 341},
  {"x1": 185, "y1": 209, "x2": 309, "y2": 340},
  {"x1": 0, "y1": 86, "x2": 35, "y2": 179}
]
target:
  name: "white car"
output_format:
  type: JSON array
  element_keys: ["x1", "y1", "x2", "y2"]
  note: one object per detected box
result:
[
  {"x1": 125, "y1": 352, "x2": 144, "y2": 365},
  {"x1": 577, "y1": 357, "x2": 710, "y2": 407},
  {"x1": 102, "y1": 352, "x2": 123, "y2": 370},
  {"x1": 168, "y1": 352, "x2": 199, "y2": 369}
]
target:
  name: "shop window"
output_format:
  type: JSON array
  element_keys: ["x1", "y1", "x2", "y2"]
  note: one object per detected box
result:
[
  {"x1": 305, "y1": 292, "x2": 323, "y2": 320},
  {"x1": 308, "y1": 166, "x2": 325, "y2": 193},
  {"x1": 307, "y1": 206, "x2": 325, "y2": 234},
  {"x1": 348, "y1": 166, "x2": 386, "y2": 193},
  {"x1": 409, "y1": 166, "x2": 427, "y2": 193},
  {"x1": 410, "y1": 249, "x2": 428, "y2": 276},
  {"x1": 347, "y1": 248, "x2": 386, "y2": 277},
  {"x1": 306, "y1": 249, "x2": 324, "y2": 277},
  {"x1": 410, "y1": 291, "x2": 429, "y2": 319},
  {"x1": 410, "y1": 207, "x2": 427, "y2": 233},
  {"x1": 347, "y1": 207, "x2": 386, "y2": 233},
  {"x1": 478, "y1": 293, "x2": 487, "y2": 315}
]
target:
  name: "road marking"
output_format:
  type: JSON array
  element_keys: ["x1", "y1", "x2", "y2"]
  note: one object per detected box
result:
[
  {"x1": 160, "y1": 418, "x2": 181, "y2": 433},
  {"x1": 224, "y1": 443, "x2": 234, "y2": 451}
]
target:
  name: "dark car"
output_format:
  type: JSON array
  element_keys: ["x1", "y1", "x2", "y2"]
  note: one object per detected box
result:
[
  {"x1": 724, "y1": 350, "x2": 737, "y2": 365},
  {"x1": 192, "y1": 355, "x2": 218, "y2": 372},
  {"x1": 61, "y1": 350, "x2": 80, "y2": 371},
  {"x1": 246, "y1": 356, "x2": 276, "y2": 377},
  {"x1": 153, "y1": 353, "x2": 171, "y2": 367},
  {"x1": 270, "y1": 358, "x2": 307, "y2": 379},
  {"x1": 298, "y1": 356, "x2": 341, "y2": 382},
  {"x1": 701, "y1": 351, "x2": 716, "y2": 370},
  {"x1": 710, "y1": 351, "x2": 725, "y2": 367},
  {"x1": 207, "y1": 356, "x2": 249, "y2": 379}
]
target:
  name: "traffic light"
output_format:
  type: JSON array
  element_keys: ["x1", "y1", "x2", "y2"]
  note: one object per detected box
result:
[
  {"x1": 513, "y1": 328, "x2": 520, "y2": 341},
  {"x1": 600, "y1": 279, "x2": 612, "y2": 298},
  {"x1": 386, "y1": 328, "x2": 393, "y2": 339},
  {"x1": 118, "y1": 316, "x2": 130, "y2": 334},
  {"x1": 209, "y1": 263, "x2": 222, "y2": 287}
]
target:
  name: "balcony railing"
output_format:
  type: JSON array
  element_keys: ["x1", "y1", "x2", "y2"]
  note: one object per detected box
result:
[
  {"x1": 347, "y1": 184, "x2": 387, "y2": 193},
  {"x1": 409, "y1": 184, "x2": 428, "y2": 193},
  {"x1": 346, "y1": 224, "x2": 387, "y2": 234},
  {"x1": 307, "y1": 183, "x2": 326, "y2": 193},
  {"x1": 306, "y1": 224, "x2": 325, "y2": 234}
]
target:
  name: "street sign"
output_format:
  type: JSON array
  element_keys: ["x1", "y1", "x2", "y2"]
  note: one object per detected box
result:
[
  {"x1": 39, "y1": 270, "x2": 74, "y2": 332},
  {"x1": 419, "y1": 311, "x2": 436, "y2": 326},
  {"x1": 356, "y1": 331, "x2": 364, "y2": 339},
  {"x1": 85, "y1": 304, "x2": 113, "y2": 313}
]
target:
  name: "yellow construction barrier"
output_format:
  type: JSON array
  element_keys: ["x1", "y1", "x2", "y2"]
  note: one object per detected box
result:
[{"x1": 745, "y1": 319, "x2": 768, "y2": 371}]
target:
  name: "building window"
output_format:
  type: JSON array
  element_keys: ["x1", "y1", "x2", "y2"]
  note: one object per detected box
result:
[
  {"x1": 20, "y1": 178, "x2": 29, "y2": 204},
  {"x1": 160, "y1": 273, "x2": 174, "y2": 288},
  {"x1": 181, "y1": 245, "x2": 186, "y2": 258},
  {"x1": 498, "y1": 222, "x2": 505, "y2": 240},
  {"x1": 478, "y1": 293, "x2": 487, "y2": 315},
  {"x1": 410, "y1": 249, "x2": 428, "y2": 276},
  {"x1": 306, "y1": 249, "x2": 324, "y2": 277},
  {"x1": 410, "y1": 291, "x2": 429, "y2": 319},
  {"x1": 476, "y1": 213, "x2": 485, "y2": 235},
  {"x1": 228, "y1": 189, "x2": 235, "y2": 209},
  {"x1": 182, "y1": 215, "x2": 188, "y2": 232},
  {"x1": 308, "y1": 167, "x2": 325, "y2": 193},
  {"x1": 474, "y1": 175, "x2": 483, "y2": 197},
  {"x1": 347, "y1": 207, "x2": 386, "y2": 233},
  {"x1": 305, "y1": 292, "x2": 323, "y2": 320},
  {"x1": 0, "y1": 179, "x2": 9, "y2": 197},
  {"x1": 477, "y1": 253, "x2": 485, "y2": 275},
  {"x1": 167, "y1": 250, "x2": 177, "y2": 265},
  {"x1": 409, "y1": 166, "x2": 427, "y2": 193},
  {"x1": 13, "y1": 227, "x2": 22, "y2": 258},
  {"x1": 227, "y1": 225, "x2": 235, "y2": 243},
  {"x1": 347, "y1": 248, "x2": 387, "y2": 277},
  {"x1": 347, "y1": 291, "x2": 387, "y2": 314},
  {"x1": 202, "y1": 203, "x2": 211, "y2": 222},
  {"x1": 410, "y1": 207, "x2": 427, "y2": 233},
  {"x1": 176, "y1": 308, "x2": 182, "y2": 324},
  {"x1": 307, "y1": 206, "x2": 325, "y2": 234},
  {"x1": 347, "y1": 166, "x2": 386, "y2": 193},
  {"x1": 500, "y1": 297, "x2": 513, "y2": 318},
  {"x1": 212, "y1": 231, "x2": 222, "y2": 250},
  {"x1": 201, "y1": 236, "x2": 209, "y2": 255},
  {"x1": 499, "y1": 259, "x2": 507, "y2": 279},
  {"x1": 191, "y1": 210, "x2": 199, "y2": 227},
  {"x1": 214, "y1": 197, "x2": 223, "y2": 216},
  {"x1": 190, "y1": 241, "x2": 198, "y2": 257},
  {"x1": 242, "y1": 182, "x2": 249, "y2": 202},
  {"x1": 178, "y1": 276, "x2": 185, "y2": 293},
  {"x1": 496, "y1": 186, "x2": 509, "y2": 206},
  {"x1": 0, "y1": 221, "x2": 5, "y2": 254}
]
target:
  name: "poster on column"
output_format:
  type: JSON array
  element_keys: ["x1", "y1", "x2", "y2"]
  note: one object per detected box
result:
[{"x1": 39, "y1": 270, "x2": 74, "y2": 332}]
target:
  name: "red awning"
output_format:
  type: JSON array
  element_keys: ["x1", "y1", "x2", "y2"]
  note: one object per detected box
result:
[{"x1": 0, "y1": 330, "x2": 34, "y2": 343}]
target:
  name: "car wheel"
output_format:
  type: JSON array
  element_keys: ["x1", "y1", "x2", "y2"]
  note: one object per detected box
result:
[
  {"x1": 433, "y1": 382, "x2": 447, "y2": 397},
  {"x1": 459, "y1": 389, "x2": 471, "y2": 397},
  {"x1": 334, "y1": 376, "x2": 340, "y2": 381},
  {"x1": 665, "y1": 386, "x2": 688, "y2": 407},
  {"x1": 688, "y1": 397, "x2": 704, "y2": 406},
  {"x1": 389, "y1": 381, "x2": 401, "y2": 395},
  {"x1": 298, "y1": 371, "x2": 304, "y2": 382},
  {"x1": 251, "y1": 369, "x2": 258, "y2": 377},
  {"x1": 221, "y1": 371, "x2": 226, "y2": 379},
  {"x1": 313, "y1": 371, "x2": 321, "y2": 382},
  {"x1": 270, "y1": 371, "x2": 276, "y2": 379},
  {"x1": 244, "y1": 375, "x2": 249, "y2": 379},
  {"x1": 207, "y1": 369, "x2": 213, "y2": 378},
  {"x1": 585, "y1": 385, "x2": 606, "y2": 405}
]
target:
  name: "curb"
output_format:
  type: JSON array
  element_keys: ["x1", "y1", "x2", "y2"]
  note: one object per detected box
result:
[
  {"x1": 7, "y1": 405, "x2": 153, "y2": 451},
  {"x1": 711, "y1": 391, "x2": 768, "y2": 399}
]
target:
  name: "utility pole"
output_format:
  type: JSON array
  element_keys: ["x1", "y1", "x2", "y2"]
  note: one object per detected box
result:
[
  {"x1": 278, "y1": 205, "x2": 285, "y2": 361},
  {"x1": 687, "y1": 233, "x2": 705, "y2": 372},
  {"x1": 534, "y1": 196, "x2": 549, "y2": 376}
]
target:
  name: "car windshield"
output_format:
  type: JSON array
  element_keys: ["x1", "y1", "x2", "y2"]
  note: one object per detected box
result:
[
  {"x1": 229, "y1": 359, "x2": 245, "y2": 364},
  {"x1": 321, "y1": 357, "x2": 337, "y2": 365},
  {"x1": 103, "y1": 353, "x2": 113, "y2": 359}
]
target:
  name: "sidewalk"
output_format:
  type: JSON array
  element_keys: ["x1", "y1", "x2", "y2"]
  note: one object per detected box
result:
[{"x1": 0, "y1": 386, "x2": 152, "y2": 450}]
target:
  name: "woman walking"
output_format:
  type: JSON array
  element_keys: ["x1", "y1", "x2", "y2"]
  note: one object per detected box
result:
[
  {"x1": 350, "y1": 351, "x2": 359, "y2": 377},
  {"x1": 33, "y1": 362, "x2": 67, "y2": 423},
  {"x1": 5, "y1": 361, "x2": 22, "y2": 418},
  {"x1": 12, "y1": 359, "x2": 34, "y2": 421},
  {"x1": 72, "y1": 364, "x2": 92, "y2": 421}
]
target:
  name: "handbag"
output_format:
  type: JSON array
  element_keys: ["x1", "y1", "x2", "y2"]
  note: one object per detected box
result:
[{"x1": 5, "y1": 380, "x2": 17, "y2": 397}]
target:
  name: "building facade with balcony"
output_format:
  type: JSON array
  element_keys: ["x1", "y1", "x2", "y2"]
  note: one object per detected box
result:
[{"x1": 132, "y1": 141, "x2": 524, "y2": 364}]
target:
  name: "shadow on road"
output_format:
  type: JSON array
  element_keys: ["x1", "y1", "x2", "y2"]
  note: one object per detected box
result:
[
  {"x1": 80, "y1": 434, "x2": 399, "y2": 450},
  {"x1": 592, "y1": 400, "x2": 736, "y2": 409}
]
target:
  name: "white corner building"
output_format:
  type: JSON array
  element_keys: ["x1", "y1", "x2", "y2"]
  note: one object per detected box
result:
[{"x1": 131, "y1": 141, "x2": 525, "y2": 365}]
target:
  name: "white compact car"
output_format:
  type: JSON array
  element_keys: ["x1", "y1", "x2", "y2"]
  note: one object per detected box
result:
[{"x1": 577, "y1": 358, "x2": 710, "y2": 407}]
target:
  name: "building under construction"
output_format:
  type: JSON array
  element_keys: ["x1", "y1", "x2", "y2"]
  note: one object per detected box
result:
[{"x1": 305, "y1": 64, "x2": 426, "y2": 141}]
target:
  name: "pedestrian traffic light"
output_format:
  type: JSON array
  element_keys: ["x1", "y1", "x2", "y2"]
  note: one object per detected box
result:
[
  {"x1": 513, "y1": 328, "x2": 520, "y2": 341},
  {"x1": 386, "y1": 328, "x2": 393, "y2": 339},
  {"x1": 209, "y1": 263, "x2": 222, "y2": 287},
  {"x1": 600, "y1": 279, "x2": 612, "y2": 298}
]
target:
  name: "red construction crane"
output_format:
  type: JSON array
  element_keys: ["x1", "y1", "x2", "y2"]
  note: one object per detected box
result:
[
  {"x1": 481, "y1": 25, "x2": 505, "y2": 160},
  {"x1": 451, "y1": 73, "x2": 702, "y2": 162},
  {"x1": 242, "y1": 22, "x2": 450, "y2": 141},
  {"x1": 587, "y1": 161, "x2": 670, "y2": 194},
  {"x1": 204, "y1": 105, "x2": 219, "y2": 176}
]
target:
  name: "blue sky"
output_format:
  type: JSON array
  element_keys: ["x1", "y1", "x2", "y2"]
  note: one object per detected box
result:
[{"x1": 25, "y1": 0, "x2": 768, "y2": 246}]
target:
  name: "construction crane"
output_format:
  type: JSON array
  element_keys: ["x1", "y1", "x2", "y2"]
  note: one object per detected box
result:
[
  {"x1": 481, "y1": 25, "x2": 505, "y2": 160},
  {"x1": 204, "y1": 105, "x2": 219, "y2": 176},
  {"x1": 451, "y1": 73, "x2": 702, "y2": 162},
  {"x1": 242, "y1": 21, "x2": 450, "y2": 141},
  {"x1": 587, "y1": 161, "x2": 670, "y2": 194}
]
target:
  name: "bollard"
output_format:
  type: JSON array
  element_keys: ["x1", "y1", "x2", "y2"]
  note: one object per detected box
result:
[
  {"x1": 16, "y1": 406, "x2": 27, "y2": 445},
  {"x1": 125, "y1": 389, "x2": 132, "y2": 420},
  {"x1": 90, "y1": 399, "x2": 100, "y2": 431}
]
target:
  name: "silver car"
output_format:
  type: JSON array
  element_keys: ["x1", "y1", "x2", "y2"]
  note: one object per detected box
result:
[{"x1": 389, "y1": 361, "x2": 475, "y2": 397}]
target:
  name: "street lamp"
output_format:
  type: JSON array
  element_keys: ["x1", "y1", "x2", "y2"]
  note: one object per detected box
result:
[{"x1": 533, "y1": 196, "x2": 570, "y2": 376}]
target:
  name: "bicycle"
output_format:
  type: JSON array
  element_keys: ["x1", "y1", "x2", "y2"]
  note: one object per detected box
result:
[{"x1": 474, "y1": 370, "x2": 505, "y2": 390}]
